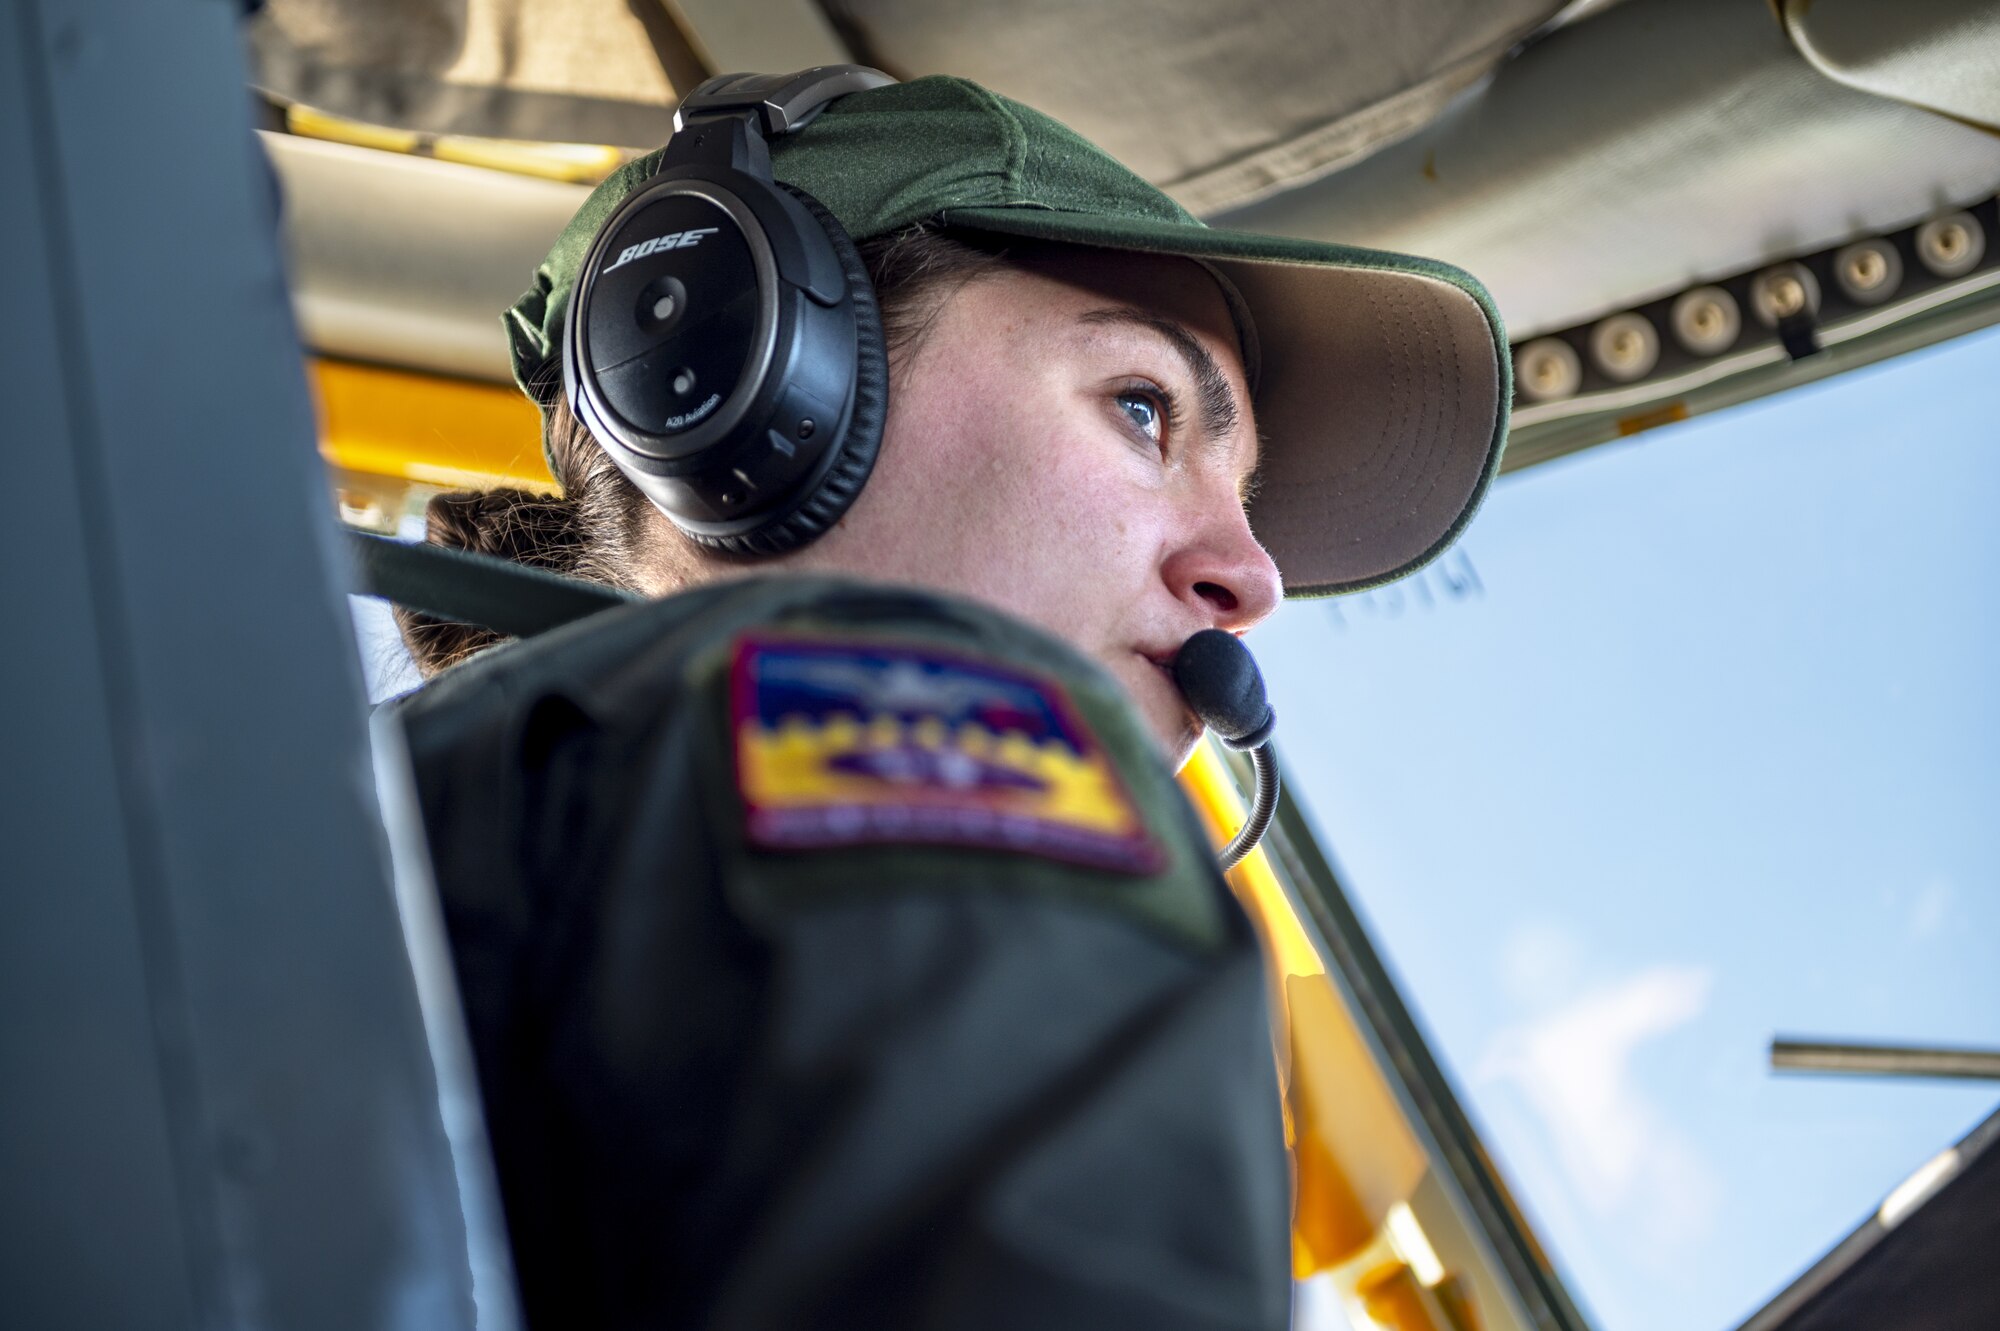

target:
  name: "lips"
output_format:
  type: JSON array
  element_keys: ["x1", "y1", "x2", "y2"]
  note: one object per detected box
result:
[
  {"x1": 1127, "y1": 649, "x2": 1205, "y2": 760},
  {"x1": 1133, "y1": 647, "x2": 1197, "y2": 717}
]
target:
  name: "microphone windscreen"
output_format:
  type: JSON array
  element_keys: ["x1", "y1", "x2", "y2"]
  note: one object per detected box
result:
[{"x1": 1172, "y1": 629, "x2": 1274, "y2": 749}]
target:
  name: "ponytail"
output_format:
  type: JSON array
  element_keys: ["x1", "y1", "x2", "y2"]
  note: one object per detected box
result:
[{"x1": 393, "y1": 394, "x2": 661, "y2": 676}]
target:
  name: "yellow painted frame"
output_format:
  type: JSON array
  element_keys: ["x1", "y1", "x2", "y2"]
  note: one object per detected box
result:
[{"x1": 312, "y1": 358, "x2": 554, "y2": 494}]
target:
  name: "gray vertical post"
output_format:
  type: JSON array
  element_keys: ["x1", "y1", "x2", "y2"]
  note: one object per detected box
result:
[{"x1": 0, "y1": 1, "x2": 481, "y2": 1328}]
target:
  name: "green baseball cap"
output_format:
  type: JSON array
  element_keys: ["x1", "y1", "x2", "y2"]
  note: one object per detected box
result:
[{"x1": 505, "y1": 75, "x2": 1509, "y2": 598}]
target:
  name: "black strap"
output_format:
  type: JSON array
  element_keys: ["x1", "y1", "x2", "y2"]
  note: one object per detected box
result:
[{"x1": 347, "y1": 530, "x2": 639, "y2": 639}]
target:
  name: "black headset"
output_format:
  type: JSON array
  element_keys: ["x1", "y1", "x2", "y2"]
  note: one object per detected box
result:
[{"x1": 562, "y1": 66, "x2": 896, "y2": 557}]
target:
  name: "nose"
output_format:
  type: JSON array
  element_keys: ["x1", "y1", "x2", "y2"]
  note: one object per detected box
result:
[{"x1": 1162, "y1": 497, "x2": 1283, "y2": 633}]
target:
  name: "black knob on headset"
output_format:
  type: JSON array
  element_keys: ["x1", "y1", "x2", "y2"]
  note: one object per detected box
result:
[{"x1": 1172, "y1": 629, "x2": 1276, "y2": 751}]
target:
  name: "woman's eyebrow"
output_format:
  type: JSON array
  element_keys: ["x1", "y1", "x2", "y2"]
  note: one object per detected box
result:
[{"x1": 1078, "y1": 306, "x2": 1243, "y2": 444}]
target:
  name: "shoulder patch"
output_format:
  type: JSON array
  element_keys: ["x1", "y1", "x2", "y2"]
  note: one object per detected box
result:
[{"x1": 731, "y1": 634, "x2": 1164, "y2": 874}]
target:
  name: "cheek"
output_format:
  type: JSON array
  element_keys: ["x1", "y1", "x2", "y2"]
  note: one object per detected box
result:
[
  {"x1": 975, "y1": 429, "x2": 1156, "y2": 584},
  {"x1": 813, "y1": 328, "x2": 1178, "y2": 659},
  {"x1": 886, "y1": 367, "x2": 1052, "y2": 526},
  {"x1": 884, "y1": 367, "x2": 1126, "y2": 559},
  {"x1": 820, "y1": 363, "x2": 1061, "y2": 595}
]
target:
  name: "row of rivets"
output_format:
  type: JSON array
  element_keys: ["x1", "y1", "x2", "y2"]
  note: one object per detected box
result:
[{"x1": 1514, "y1": 207, "x2": 1991, "y2": 403}]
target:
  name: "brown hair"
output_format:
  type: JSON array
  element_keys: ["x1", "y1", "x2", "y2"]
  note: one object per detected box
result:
[{"x1": 396, "y1": 224, "x2": 1008, "y2": 676}]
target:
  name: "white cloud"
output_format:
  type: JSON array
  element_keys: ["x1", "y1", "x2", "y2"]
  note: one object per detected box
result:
[{"x1": 1477, "y1": 964, "x2": 1721, "y2": 1265}]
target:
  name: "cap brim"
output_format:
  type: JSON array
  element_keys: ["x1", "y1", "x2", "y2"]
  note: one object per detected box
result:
[{"x1": 939, "y1": 206, "x2": 1510, "y2": 598}]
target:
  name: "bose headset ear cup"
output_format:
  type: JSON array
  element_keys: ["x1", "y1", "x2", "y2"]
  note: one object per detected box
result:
[
  {"x1": 697, "y1": 184, "x2": 889, "y2": 558},
  {"x1": 563, "y1": 76, "x2": 898, "y2": 559}
]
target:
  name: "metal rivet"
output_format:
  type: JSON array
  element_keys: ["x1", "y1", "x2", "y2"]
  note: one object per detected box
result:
[
  {"x1": 1770, "y1": 276, "x2": 1805, "y2": 317},
  {"x1": 1670, "y1": 286, "x2": 1741, "y2": 355},
  {"x1": 1834, "y1": 239, "x2": 1902, "y2": 305},
  {"x1": 1514, "y1": 337, "x2": 1582, "y2": 403},
  {"x1": 1589, "y1": 312, "x2": 1660, "y2": 382},
  {"x1": 1915, "y1": 211, "x2": 1984, "y2": 278},
  {"x1": 1750, "y1": 263, "x2": 1821, "y2": 327},
  {"x1": 797, "y1": 418, "x2": 816, "y2": 439}
]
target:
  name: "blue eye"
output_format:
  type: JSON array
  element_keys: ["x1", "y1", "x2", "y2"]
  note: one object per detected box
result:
[{"x1": 1116, "y1": 390, "x2": 1163, "y2": 443}]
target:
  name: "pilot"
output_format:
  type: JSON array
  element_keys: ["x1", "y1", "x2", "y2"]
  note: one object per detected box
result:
[{"x1": 391, "y1": 71, "x2": 1508, "y2": 1330}]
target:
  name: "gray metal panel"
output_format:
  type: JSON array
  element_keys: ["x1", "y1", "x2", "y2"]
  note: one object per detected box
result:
[
  {"x1": 1, "y1": 1, "x2": 479, "y2": 1327},
  {"x1": 0, "y1": 14, "x2": 203, "y2": 1325}
]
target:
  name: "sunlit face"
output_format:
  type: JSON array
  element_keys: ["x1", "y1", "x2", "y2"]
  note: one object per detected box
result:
[{"x1": 780, "y1": 247, "x2": 1282, "y2": 766}]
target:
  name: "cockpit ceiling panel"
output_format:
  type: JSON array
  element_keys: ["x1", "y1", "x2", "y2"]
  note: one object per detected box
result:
[
  {"x1": 818, "y1": 0, "x2": 1569, "y2": 215},
  {"x1": 248, "y1": 0, "x2": 1578, "y2": 215},
  {"x1": 249, "y1": 0, "x2": 694, "y2": 147},
  {"x1": 1219, "y1": 0, "x2": 2000, "y2": 341},
  {"x1": 1784, "y1": 0, "x2": 2000, "y2": 133},
  {"x1": 264, "y1": 0, "x2": 2000, "y2": 386},
  {"x1": 268, "y1": 133, "x2": 586, "y2": 384}
]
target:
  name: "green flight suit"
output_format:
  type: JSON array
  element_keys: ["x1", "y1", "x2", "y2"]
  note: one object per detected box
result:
[{"x1": 394, "y1": 573, "x2": 1290, "y2": 1330}]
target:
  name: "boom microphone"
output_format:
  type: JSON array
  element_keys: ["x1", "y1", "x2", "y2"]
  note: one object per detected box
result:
[{"x1": 1173, "y1": 629, "x2": 1280, "y2": 870}]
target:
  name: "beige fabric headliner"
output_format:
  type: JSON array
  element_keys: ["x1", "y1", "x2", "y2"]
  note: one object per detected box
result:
[
  {"x1": 1783, "y1": 0, "x2": 2000, "y2": 131},
  {"x1": 267, "y1": 134, "x2": 587, "y2": 383},
  {"x1": 823, "y1": 0, "x2": 1567, "y2": 213},
  {"x1": 249, "y1": 0, "x2": 698, "y2": 146},
  {"x1": 248, "y1": 0, "x2": 1573, "y2": 213}
]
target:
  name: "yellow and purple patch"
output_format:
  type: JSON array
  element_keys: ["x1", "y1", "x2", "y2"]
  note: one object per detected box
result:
[{"x1": 731, "y1": 634, "x2": 1163, "y2": 874}]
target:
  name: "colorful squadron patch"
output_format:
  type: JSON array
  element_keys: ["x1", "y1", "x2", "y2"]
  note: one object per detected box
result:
[{"x1": 731, "y1": 635, "x2": 1163, "y2": 874}]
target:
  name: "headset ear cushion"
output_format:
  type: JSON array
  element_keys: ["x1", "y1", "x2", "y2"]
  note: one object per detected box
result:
[{"x1": 710, "y1": 185, "x2": 888, "y2": 557}]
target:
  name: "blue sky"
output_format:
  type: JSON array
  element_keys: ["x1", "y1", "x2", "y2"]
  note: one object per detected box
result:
[{"x1": 1254, "y1": 325, "x2": 2000, "y2": 1331}]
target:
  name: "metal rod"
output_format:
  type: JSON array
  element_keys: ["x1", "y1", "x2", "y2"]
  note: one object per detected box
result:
[{"x1": 1771, "y1": 1038, "x2": 2000, "y2": 1082}]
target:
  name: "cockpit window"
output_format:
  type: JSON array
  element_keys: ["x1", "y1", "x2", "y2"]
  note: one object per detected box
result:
[{"x1": 1257, "y1": 323, "x2": 2000, "y2": 1331}]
